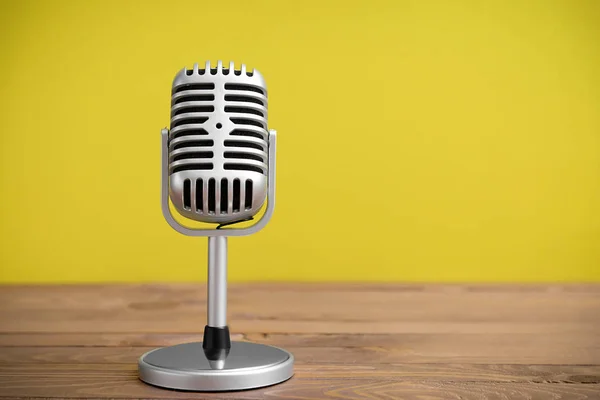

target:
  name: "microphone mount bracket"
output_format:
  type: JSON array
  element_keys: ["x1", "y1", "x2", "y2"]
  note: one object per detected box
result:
[{"x1": 160, "y1": 128, "x2": 277, "y2": 237}]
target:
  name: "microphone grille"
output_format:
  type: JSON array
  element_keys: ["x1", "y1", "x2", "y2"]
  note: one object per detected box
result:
[
  {"x1": 179, "y1": 177, "x2": 256, "y2": 215},
  {"x1": 168, "y1": 61, "x2": 269, "y2": 223}
]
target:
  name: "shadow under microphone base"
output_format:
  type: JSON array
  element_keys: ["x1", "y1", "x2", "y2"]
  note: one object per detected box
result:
[{"x1": 137, "y1": 128, "x2": 294, "y2": 392}]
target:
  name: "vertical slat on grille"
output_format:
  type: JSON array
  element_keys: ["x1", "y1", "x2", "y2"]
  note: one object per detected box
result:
[
  {"x1": 239, "y1": 178, "x2": 246, "y2": 211},
  {"x1": 195, "y1": 179, "x2": 203, "y2": 212},
  {"x1": 233, "y1": 179, "x2": 241, "y2": 213},
  {"x1": 183, "y1": 180, "x2": 191, "y2": 210},
  {"x1": 215, "y1": 177, "x2": 221, "y2": 214},
  {"x1": 220, "y1": 178, "x2": 228, "y2": 214},
  {"x1": 245, "y1": 180, "x2": 253, "y2": 210},
  {"x1": 208, "y1": 178, "x2": 216, "y2": 214},
  {"x1": 202, "y1": 178, "x2": 209, "y2": 213}
]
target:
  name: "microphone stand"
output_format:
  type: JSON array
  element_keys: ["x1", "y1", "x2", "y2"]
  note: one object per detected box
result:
[
  {"x1": 203, "y1": 236, "x2": 230, "y2": 369},
  {"x1": 138, "y1": 129, "x2": 294, "y2": 392}
]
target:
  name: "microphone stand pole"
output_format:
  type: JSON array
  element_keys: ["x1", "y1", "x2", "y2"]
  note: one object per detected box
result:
[{"x1": 203, "y1": 236, "x2": 230, "y2": 368}]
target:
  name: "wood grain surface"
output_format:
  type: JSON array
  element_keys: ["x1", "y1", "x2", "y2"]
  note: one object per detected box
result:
[{"x1": 0, "y1": 284, "x2": 598, "y2": 399}]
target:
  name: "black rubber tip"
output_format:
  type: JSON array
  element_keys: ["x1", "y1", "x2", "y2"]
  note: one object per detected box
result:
[{"x1": 202, "y1": 325, "x2": 231, "y2": 360}]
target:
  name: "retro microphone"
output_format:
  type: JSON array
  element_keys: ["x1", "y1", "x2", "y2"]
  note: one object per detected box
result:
[{"x1": 138, "y1": 61, "x2": 294, "y2": 391}]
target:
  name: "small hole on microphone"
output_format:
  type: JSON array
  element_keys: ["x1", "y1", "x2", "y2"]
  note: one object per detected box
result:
[{"x1": 216, "y1": 123, "x2": 222, "y2": 129}]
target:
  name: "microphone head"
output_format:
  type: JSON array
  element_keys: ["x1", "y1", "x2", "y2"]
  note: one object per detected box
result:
[{"x1": 168, "y1": 61, "x2": 268, "y2": 224}]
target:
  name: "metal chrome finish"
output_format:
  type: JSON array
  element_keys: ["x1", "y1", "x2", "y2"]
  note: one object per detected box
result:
[
  {"x1": 168, "y1": 61, "x2": 269, "y2": 224},
  {"x1": 142, "y1": 61, "x2": 293, "y2": 392},
  {"x1": 139, "y1": 342, "x2": 294, "y2": 391},
  {"x1": 161, "y1": 127, "x2": 277, "y2": 237},
  {"x1": 208, "y1": 236, "x2": 227, "y2": 328}
]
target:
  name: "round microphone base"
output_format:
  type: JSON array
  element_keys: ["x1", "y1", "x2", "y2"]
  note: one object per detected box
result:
[{"x1": 138, "y1": 341, "x2": 294, "y2": 391}]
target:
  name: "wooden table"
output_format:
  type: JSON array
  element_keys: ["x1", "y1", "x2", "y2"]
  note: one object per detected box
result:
[{"x1": 0, "y1": 284, "x2": 599, "y2": 399}]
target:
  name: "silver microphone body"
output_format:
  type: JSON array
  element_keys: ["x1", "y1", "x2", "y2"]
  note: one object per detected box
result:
[
  {"x1": 140, "y1": 63, "x2": 294, "y2": 391},
  {"x1": 169, "y1": 61, "x2": 268, "y2": 224}
]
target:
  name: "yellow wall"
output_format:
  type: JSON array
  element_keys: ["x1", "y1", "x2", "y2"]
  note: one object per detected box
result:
[{"x1": 1, "y1": 0, "x2": 598, "y2": 282}]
